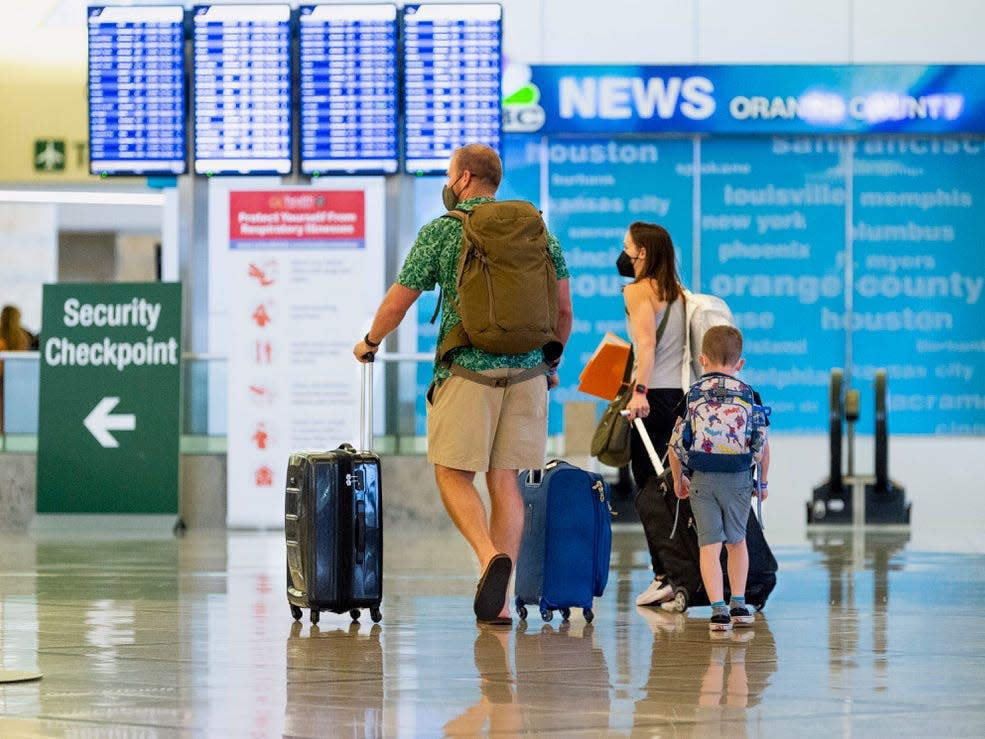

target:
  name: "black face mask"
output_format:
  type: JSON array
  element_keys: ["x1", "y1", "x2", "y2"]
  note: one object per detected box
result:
[{"x1": 616, "y1": 251, "x2": 637, "y2": 278}]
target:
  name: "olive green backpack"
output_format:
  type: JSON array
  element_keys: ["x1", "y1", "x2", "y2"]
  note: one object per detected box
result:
[{"x1": 436, "y1": 200, "x2": 562, "y2": 363}]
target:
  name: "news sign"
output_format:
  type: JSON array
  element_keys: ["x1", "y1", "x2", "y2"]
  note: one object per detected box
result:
[{"x1": 503, "y1": 64, "x2": 985, "y2": 135}]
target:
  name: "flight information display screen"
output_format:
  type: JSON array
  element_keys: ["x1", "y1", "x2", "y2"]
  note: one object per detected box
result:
[
  {"x1": 88, "y1": 5, "x2": 187, "y2": 177},
  {"x1": 192, "y1": 4, "x2": 292, "y2": 175},
  {"x1": 402, "y1": 3, "x2": 502, "y2": 174},
  {"x1": 299, "y1": 4, "x2": 399, "y2": 175}
]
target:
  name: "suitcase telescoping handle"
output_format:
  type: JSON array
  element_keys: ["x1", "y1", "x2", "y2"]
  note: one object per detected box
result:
[
  {"x1": 360, "y1": 354, "x2": 374, "y2": 452},
  {"x1": 624, "y1": 412, "x2": 665, "y2": 474}
]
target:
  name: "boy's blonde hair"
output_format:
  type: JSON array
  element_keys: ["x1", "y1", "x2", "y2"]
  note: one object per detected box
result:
[{"x1": 702, "y1": 324, "x2": 743, "y2": 366}]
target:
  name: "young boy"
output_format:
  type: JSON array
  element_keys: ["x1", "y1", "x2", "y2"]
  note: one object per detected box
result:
[{"x1": 667, "y1": 324, "x2": 770, "y2": 632}]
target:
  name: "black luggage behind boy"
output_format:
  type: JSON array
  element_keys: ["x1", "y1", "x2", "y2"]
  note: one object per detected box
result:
[
  {"x1": 632, "y1": 415, "x2": 777, "y2": 612},
  {"x1": 636, "y1": 470, "x2": 776, "y2": 611}
]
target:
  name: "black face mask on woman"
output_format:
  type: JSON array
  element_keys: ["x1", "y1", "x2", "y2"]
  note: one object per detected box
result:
[{"x1": 616, "y1": 251, "x2": 637, "y2": 278}]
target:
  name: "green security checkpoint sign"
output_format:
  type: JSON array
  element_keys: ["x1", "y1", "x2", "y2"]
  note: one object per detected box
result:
[{"x1": 37, "y1": 283, "x2": 182, "y2": 513}]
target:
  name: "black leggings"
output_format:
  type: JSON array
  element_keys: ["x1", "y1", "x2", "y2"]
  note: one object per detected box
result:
[
  {"x1": 630, "y1": 388, "x2": 684, "y2": 577},
  {"x1": 629, "y1": 388, "x2": 683, "y2": 488}
]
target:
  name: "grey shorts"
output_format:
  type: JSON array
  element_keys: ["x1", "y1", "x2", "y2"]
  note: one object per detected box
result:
[
  {"x1": 688, "y1": 469, "x2": 754, "y2": 547},
  {"x1": 426, "y1": 367, "x2": 548, "y2": 472}
]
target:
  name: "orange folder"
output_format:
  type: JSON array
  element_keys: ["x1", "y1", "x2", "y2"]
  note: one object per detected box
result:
[{"x1": 578, "y1": 333, "x2": 632, "y2": 400}]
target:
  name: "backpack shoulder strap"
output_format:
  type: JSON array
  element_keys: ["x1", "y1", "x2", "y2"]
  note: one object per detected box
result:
[
  {"x1": 680, "y1": 289, "x2": 697, "y2": 391},
  {"x1": 429, "y1": 210, "x2": 470, "y2": 325},
  {"x1": 432, "y1": 208, "x2": 473, "y2": 351}
]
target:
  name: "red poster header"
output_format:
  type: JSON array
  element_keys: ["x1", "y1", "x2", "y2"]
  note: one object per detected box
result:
[{"x1": 229, "y1": 190, "x2": 366, "y2": 249}]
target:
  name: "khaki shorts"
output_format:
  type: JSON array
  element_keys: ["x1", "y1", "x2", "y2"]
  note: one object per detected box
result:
[{"x1": 427, "y1": 367, "x2": 548, "y2": 472}]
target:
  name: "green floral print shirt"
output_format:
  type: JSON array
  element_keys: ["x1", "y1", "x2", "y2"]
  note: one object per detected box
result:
[{"x1": 397, "y1": 197, "x2": 569, "y2": 384}]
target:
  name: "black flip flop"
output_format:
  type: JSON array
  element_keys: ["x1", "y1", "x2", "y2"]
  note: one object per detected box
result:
[
  {"x1": 473, "y1": 553, "x2": 512, "y2": 621},
  {"x1": 476, "y1": 616, "x2": 513, "y2": 627}
]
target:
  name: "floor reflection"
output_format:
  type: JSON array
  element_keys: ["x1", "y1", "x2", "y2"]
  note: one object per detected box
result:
[
  {"x1": 1, "y1": 519, "x2": 984, "y2": 736},
  {"x1": 286, "y1": 620, "x2": 384, "y2": 737},
  {"x1": 632, "y1": 607, "x2": 777, "y2": 736},
  {"x1": 445, "y1": 620, "x2": 613, "y2": 736},
  {"x1": 809, "y1": 528, "x2": 911, "y2": 696}
]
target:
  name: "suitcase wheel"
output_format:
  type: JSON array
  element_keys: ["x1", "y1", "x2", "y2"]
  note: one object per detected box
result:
[
  {"x1": 560, "y1": 607, "x2": 571, "y2": 622},
  {"x1": 370, "y1": 607, "x2": 382, "y2": 623},
  {"x1": 583, "y1": 609, "x2": 594, "y2": 623},
  {"x1": 349, "y1": 609, "x2": 361, "y2": 621},
  {"x1": 517, "y1": 605, "x2": 528, "y2": 621},
  {"x1": 310, "y1": 609, "x2": 320, "y2": 625},
  {"x1": 670, "y1": 588, "x2": 689, "y2": 613},
  {"x1": 540, "y1": 608, "x2": 553, "y2": 622},
  {"x1": 290, "y1": 605, "x2": 303, "y2": 621}
]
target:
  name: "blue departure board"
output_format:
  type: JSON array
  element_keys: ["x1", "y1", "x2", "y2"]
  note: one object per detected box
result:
[
  {"x1": 299, "y1": 4, "x2": 398, "y2": 175},
  {"x1": 402, "y1": 3, "x2": 503, "y2": 174},
  {"x1": 88, "y1": 6, "x2": 187, "y2": 177},
  {"x1": 192, "y1": 4, "x2": 292, "y2": 175}
]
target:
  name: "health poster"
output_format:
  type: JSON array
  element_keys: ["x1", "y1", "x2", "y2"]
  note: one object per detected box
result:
[
  {"x1": 218, "y1": 183, "x2": 386, "y2": 528},
  {"x1": 699, "y1": 137, "x2": 848, "y2": 431},
  {"x1": 851, "y1": 136, "x2": 985, "y2": 434}
]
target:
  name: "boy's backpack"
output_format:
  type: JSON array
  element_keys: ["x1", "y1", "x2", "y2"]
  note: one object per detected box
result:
[
  {"x1": 680, "y1": 292, "x2": 735, "y2": 388},
  {"x1": 436, "y1": 200, "x2": 562, "y2": 362},
  {"x1": 671, "y1": 373, "x2": 770, "y2": 473}
]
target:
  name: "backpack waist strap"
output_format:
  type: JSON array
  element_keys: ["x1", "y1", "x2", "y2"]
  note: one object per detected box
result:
[{"x1": 446, "y1": 362, "x2": 549, "y2": 388}]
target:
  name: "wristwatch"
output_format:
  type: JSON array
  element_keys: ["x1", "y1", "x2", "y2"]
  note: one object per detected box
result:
[{"x1": 634, "y1": 383, "x2": 647, "y2": 394}]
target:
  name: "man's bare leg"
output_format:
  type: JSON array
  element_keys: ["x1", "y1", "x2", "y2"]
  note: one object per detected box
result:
[
  {"x1": 486, "y1": 468, "x2": 524, "y2": 617},
  {"x1": 435, "y1": 464, "x2": 499, "y2": 568},
  {"x1": 486, "y1": 468, "x2": 523, "y2": 564}
]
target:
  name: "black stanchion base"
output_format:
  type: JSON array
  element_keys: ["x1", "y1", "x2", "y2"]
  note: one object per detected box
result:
[
  {"x1": 806, "y1": 480, "x2": 853, "y2": 524},
  {"x1": 864, "y1": 481, "x2": 912, "y2": 525}
]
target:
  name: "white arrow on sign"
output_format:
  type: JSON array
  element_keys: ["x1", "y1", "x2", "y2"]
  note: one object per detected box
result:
[{"x1": 84, "y1": 397, "x2": 136, "y2": 448}]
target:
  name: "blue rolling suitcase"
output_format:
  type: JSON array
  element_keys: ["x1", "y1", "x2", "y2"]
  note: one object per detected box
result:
[
  {"x1": 515, "y1": 460, "x2": 613, "y2": 622},
  {"x1": 285, "y1": 359, "x2": 382, "y2": 625}
]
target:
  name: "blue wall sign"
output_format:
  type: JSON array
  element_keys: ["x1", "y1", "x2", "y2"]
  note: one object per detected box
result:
[{"x1": 503, "y1": 65, "x2": 985, "y2": 135}]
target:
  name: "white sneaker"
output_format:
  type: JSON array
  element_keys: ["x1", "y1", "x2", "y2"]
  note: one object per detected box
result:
[{"x1": 635, "y1": 578, "x2": 674, "y2": 606}]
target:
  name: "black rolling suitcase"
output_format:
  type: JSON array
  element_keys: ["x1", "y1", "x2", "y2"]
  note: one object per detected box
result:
[
  {"x1": 285, "y1": 358, "x2": 382, "y2": 624},
  {"x1": 633, "y1": 418, "x2": 777, "y2": 612}
]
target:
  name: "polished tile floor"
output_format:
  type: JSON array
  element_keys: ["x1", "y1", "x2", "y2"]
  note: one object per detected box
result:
[{"x1": 1, "y1": 512, "x2": 984, "y2": 738}]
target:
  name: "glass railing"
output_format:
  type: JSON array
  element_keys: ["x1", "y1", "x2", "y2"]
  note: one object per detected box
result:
[
  {"x1": 1, "y1": 351, "x2": 40, "y2": 451},
  {"x1": 1, "y1": 351, "x2": 566, "y2": 456},
  {"x1": 1, "y1": 351, "x2": 234, "y2": 453}
]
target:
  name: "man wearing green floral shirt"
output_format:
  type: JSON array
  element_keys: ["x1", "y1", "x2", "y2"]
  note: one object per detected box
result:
[{"x1": 354, "y1": 144, "x2": 573, "y2": 624}]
